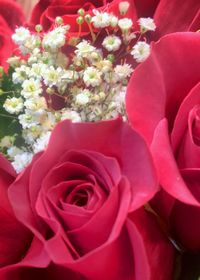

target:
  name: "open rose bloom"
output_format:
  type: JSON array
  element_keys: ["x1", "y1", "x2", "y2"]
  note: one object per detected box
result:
[
  {"x1": 127, "y1": 33, "x2": 200, "y2": 251},
  {"x1": 0, "y1": 119, "x2": 174, "y2": 279}
]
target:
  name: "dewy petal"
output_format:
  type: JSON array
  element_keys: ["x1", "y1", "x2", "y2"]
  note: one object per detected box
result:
[{"x1": 126, "y1": 32, "x2": 200, "y2": 145}]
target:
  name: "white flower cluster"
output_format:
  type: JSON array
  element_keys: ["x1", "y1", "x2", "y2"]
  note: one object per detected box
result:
[{"x1": 1, "y1": 4, "x2": 156, "y2": 173}]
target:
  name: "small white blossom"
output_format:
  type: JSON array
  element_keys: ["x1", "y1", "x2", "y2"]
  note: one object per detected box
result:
[
  {"x1": 109, "y1": 15, "x2": 118, "y2": 27},
  {"x1": 12, "y1": 152, "x2": 33, "y2": 173},
  {"x1": 138, "y1": 17, "x2": 156, "y2": 32},
  {"x1": 75, "y1": 90, "x2": 91, "y2": 105},
  {"x1": 42, "y1": 26, "x2": 67, "y2": 51},
  {"x1": 19, "y1": 35, "x2": 41, "y2": 55},
  {"x1": 29, "y1": 63, "x2": 46, "y2": 79},
  {"x1": 118, "y1": 18, "x2": 133, "y2": 31},
  {"x1": 95, "y1": 59, "x2": 112, "y2": 73},
  {"x1": 23, "y1": 126, "x2": 42, "y2": 144},
  {"x1": 7, "y1": 56, "x2": 21, "y2": 68},
  {"x1": 3, "y1": 97, "x2": 24, "y2": 114},
  {"x1": 24, "y1": 97, "x2": 47, "y2": 113},
  {"x1": 18, "y1": 111, "x2": 39, "y2": 129},
  {"x1": 7, "y1": 146, "x2": 22, "y2": 158},
  {"x1": 42, "y1": 66, "x2": 63, "y2": 86},
  {"x1": 131, "y1": 41, "x2": 150, "y2": 63},
  {"x1": 61, "y1": 110, "x2": 82, "y2": 122},
  {"x1": 40, "y1": 112, "x2": 56, "y2": 130},
  {"x1": 12, "y1": 65, "x2": 30, "y2": 84},
  {"x1": 12, "y1": 27, "x2": 31, "y2": 45},
  {"x1": 102, "y1": 35, "x2": 121, "y2": 52},
  {"x1": 92, "y1": 10, "x2": 110, "y2": 28},
  {"x1": 114, "y1": 64, "x2": 133, "y2": 80},
  {"x1": 21, "y1": 78, "x2": 42, "y2": 98},
  {"x1": 75, "y1": 40, "x2": 96, "y2": 58},
  {"x1": 33, "y1": 132, "x2": 51, "y2": 153},
  {"x1": 83, "y1": 67, "x2": 102, "y2": 87},
  {"x1": 62, "y1": 70, "x2": 79, "y2": 83}
]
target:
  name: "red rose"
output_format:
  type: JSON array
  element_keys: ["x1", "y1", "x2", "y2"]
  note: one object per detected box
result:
[
  {"x1": 8, "y1": 118, "x2": 174, "y2": 279},
  {"x1": 29, "y1": 0, "x2": 136, "y2": 34},
  {"x1": 126, "y1": 32, "x2": 200, "y2": 250},
  {"x1": 0, "y1": 0, "x2": 25, "y2": 69}
]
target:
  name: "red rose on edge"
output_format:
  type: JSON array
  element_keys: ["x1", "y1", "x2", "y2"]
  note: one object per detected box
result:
[
  {"x1": 0, "y1": 0, "x2": 25, "y2": 69},
  {"x1": 8, "y1": 118, "x2": 174, "y2": 279},
  {"x1": 126, "y1": 32, "x2": 200, "y2": 250}
]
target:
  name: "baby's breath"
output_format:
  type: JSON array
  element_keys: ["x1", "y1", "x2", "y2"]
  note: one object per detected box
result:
[{"x1": 1, "y1": 9, "x2": 156, "y2": 173}]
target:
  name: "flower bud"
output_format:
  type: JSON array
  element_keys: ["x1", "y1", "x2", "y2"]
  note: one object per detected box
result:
[
  {"x1": 119, "y1": 1, "x2": 130, "y2": 15},
  {"x1": 76, "y1": 16, "x2": 84, "y2": 25}
]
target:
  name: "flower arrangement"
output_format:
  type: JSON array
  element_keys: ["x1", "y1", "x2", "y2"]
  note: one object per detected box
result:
[{"x1": 1, "y1": 0, "x2": 200, "y2": 279}]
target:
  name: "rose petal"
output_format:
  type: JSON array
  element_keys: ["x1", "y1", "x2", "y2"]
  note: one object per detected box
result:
[
  {"x1": 153, "y1": 0, "x2": 200, "y2": 39},
  {"x1": 151, "y1": 118, "x2": 200, "y2": 206}
]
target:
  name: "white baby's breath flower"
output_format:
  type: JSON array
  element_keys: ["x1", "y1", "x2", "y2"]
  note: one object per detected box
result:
[
  {"x1": 24, "y1": 97, "x2": 47, "y2": 113},
  {"x1": 21, "y1": 78, "x2": 42, "y2": 98},
  {"x1": 83, "y1": 66, "x2": 102, "y2": 87},
  {"x1": 62, "y1": 70, "x2": 79, "y2": 83},
  {"x1": 75, "y1": 40, "x2": 96, "y2": 58},
  {"x1": 12, "y1": 152, "x2": 33, "y2": 173},
  {"x1": 33, "y1": 132, "x2": 51, "y2": 153},
  {"x1": 40, "y1": 112, "x2": 56, "y2": 130},
  {"x1": 95, "y1": 59, "x2": 112, "y2": 73},
  {"x1": 3, "y1": 97, "x2": 24, "y2": 114},
  {"x1": 131, "y1": 41, "x2": 150, "y2": 63},
  {"x1": 12, "y1": 27, "x2": 31, "y2": 45},
  {"x1": 42, "y1": 66, "x2": 63, "y2": 86},
  {"x1": 12, "y1": 65, "x2": 30, "y2": 84},
  {"x1": 109, "y1": 15, "x2": 118, "y2": 27},
  {"x1": 102, "y1": 35, "x2": 121, "y2": 52},
  {"x1": 114, "y1": 64, "x2": 133, "y2": 80},
  {"x1": 7, "y1": 146, "x2": 23, "y2": 158},
  {"x1": 118, "y1": 18, "x2": 133, "y2": 31},
  {"x1": 29, "y1": 63, "x2": 46, "y2": 79},
  {"x1": 42, "y1": 26, "x2": 67, "y2": 51},
  {"x1": 138, "y1": 17, "x2": 156, "y2": 33},
  {"x1": 23, "y1": 126, "x2": 42, "y2": 144},
  {"x1": 19, "y1": 35, "x2": 41, "y2": 55},
  {"x1": 92, "y1": 10, "x2": 110, "y2": 28},
  {"x1": 75, "y1": 89, "x2": 91, "y2": 105},
  {"x1": 18, "y1": 111, "x2": 39, "y2": 129},
  {"x1": 7, "y1": 56, "x2": 21, "y2": 68},
  {"x1": 61, "y1": 110, "x2": 82, "y2": 122}
]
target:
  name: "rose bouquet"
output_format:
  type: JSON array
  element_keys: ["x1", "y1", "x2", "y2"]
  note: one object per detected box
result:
[{"x1": 0, "y1": 0, "x2": 200, "y2": 279}]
